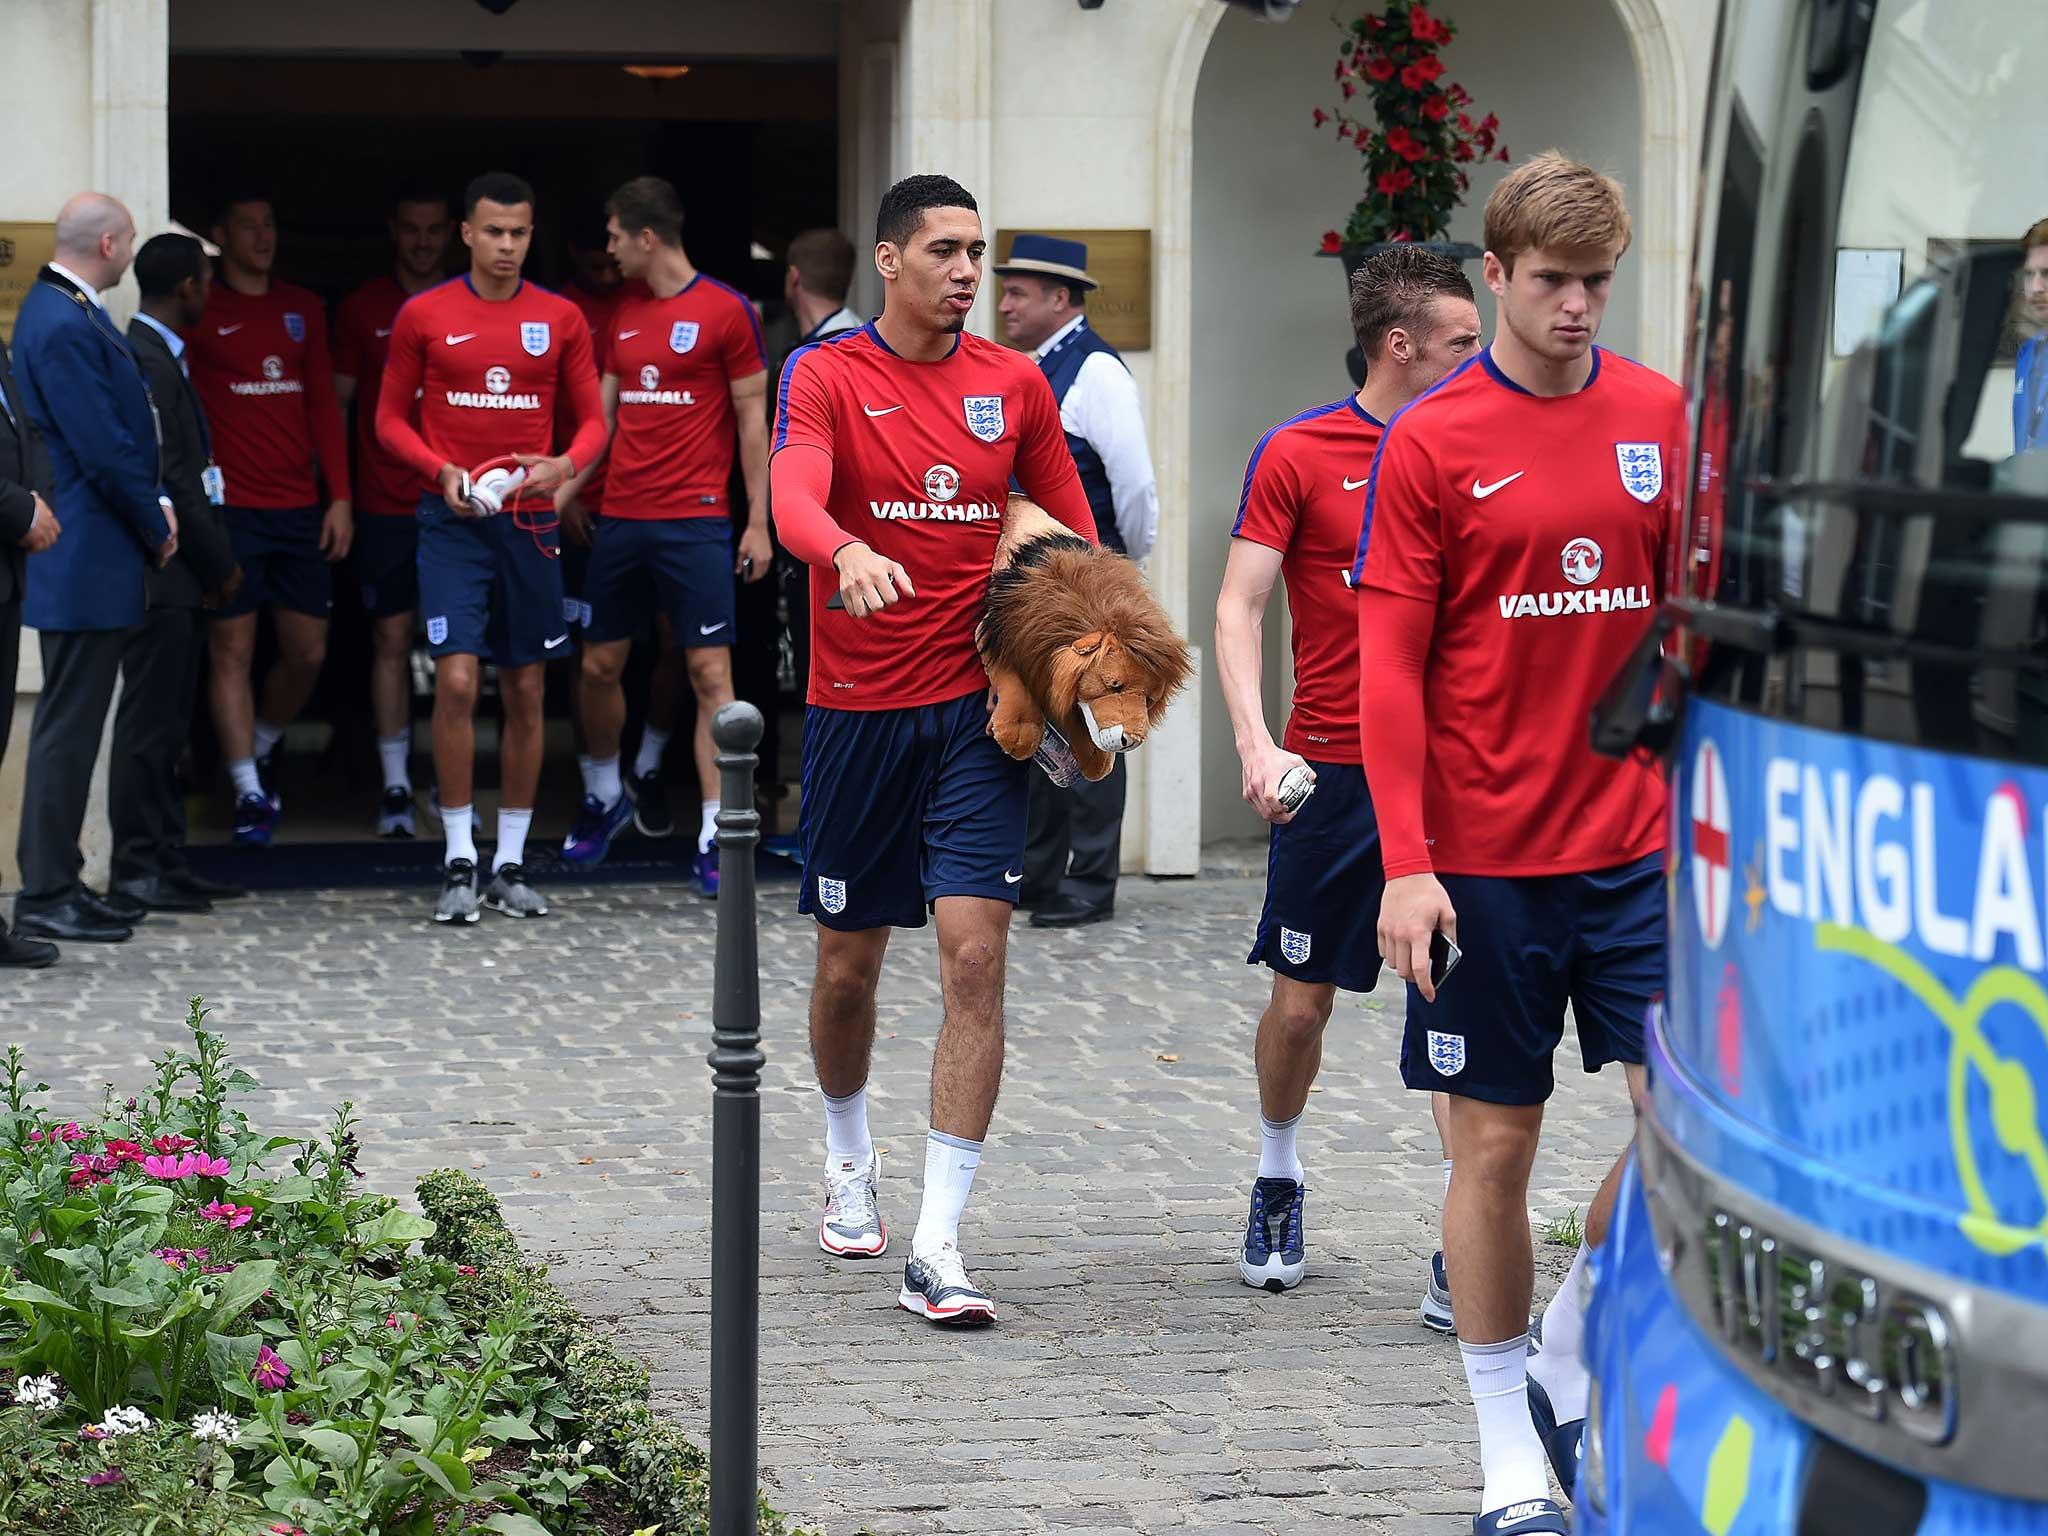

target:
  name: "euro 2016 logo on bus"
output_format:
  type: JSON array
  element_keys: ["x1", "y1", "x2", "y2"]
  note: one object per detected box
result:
[
  {"x1": 485, "y1": 366, "x2": 511, "y2": 395},
  {"x1": 520, "y1": 322, "x2": 550, "y2": 357},
  {"x1": 283, "y1": 312, "x2": 305, "y2": 343},
  {"x1": 962, "y1": 395, "x2": 1005, "y2": 443},
  {"x1": 669, "y1": 321, "x2": 699, "y2": 354},
  {"x1": 1616, "y1": 441, "x2": 1663, "y2": 503}
]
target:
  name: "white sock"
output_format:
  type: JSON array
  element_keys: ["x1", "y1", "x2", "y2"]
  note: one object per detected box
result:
[
  {"x1": 1443, "y1": 1158, "x2": 1455, "y2": 1200},
  {"x1": 577, "y1": 753, "x2": 596, "y2": 795},
  {"x1": 912, "y1": 1130, "x2": 982, "y2": 1258},
  {"x1": 590, "y1": 755, "x2": 622, "y2": 808},
  {"x1": 377, "y1": 734, "x2": 411, "y2": 793},
  {"x1": 1461, "y1": 1333, "x2": 1551, "y2": 1514},
  {"x1": 1258, "y1": 1110, "x2": 1306, "y2": 1184},
  {"x1": 821, "y1": 1085, "x2": 873, "y2": 1167},
  {"x1": 1527, "y1": 1240, "x2": 1594, "y2": 1422},
  {"x1": 494, "y1": 807, "x2": 532, "y2": 871},
  {"x1": 633, "y1": 726, "x2": 670, "y2": 782},
  {"x1": 442, "y1": 803, "x2": 476, "y2": 867},
  {"x1": 252, "y1": 719, "x2": 285, "y2": 762},
  {"x1": 698, "y1": 799, "x2": 719, "y2": 854},
  {"x1": 228, "y1": 757, "x2": 262, "y2": 800}
]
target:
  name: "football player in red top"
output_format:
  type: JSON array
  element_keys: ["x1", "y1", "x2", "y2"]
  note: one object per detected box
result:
[
  {"x1": 1356, "y1": 156, "x2": 1685, "y2": 1535},
  {"x1": 376, "y1": 171, "x2": 605, "y2": 925},
  {"x1": 556, "y1": 176, "x2": 772, "y2": 897},
  {"x1": 333, "y1": 188, "x2": 453, "y2": 839},
  {"x1": 771, "y1": 175, "x2": 1096, "y2": 1326},
  {"x1": 1216, "y1": 247, "x2": 1480, "y2": 1317},
  {"x1": 186, "y1": 195, "x2": 351, "y2": 848}
]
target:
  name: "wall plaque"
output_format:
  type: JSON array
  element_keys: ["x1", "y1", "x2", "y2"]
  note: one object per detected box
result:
[{"x1": 0, "y1": 224, "x2": 57, "y2": 344}]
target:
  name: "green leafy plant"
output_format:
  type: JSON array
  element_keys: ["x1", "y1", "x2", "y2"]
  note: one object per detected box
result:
[{"x1": 1313, "y1": 0, "x2": 1507, "y2": 249}]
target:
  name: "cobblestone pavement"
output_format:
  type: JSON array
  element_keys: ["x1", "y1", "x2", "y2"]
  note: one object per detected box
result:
[{"x1": 4, "y1": 871, "x2": 1632, "y2": 1534}]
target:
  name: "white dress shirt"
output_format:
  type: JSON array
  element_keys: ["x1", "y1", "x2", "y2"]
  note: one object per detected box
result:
[{"x1": 1035, "y1": 314, "x2": 1160, "y2": 564}]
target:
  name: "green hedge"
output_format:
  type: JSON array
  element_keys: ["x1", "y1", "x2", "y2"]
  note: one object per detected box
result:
[{"x1": 416, "y1": 1169, "x2": 812, "y2": 1536}]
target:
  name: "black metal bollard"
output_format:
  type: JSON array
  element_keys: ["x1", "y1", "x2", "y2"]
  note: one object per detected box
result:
[{"x1": 708, "y1": 700, "x2": 765, "y2": 1536}]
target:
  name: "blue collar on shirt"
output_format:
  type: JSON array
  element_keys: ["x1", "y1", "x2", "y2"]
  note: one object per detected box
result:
[{"x1": 133, "y1": 311, "x2": 186, "y2": 359}]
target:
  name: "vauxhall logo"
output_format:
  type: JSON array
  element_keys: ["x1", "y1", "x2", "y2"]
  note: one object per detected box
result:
[{"x1": 1497, "y1": 536, "x2": 1650, "y2": 619}]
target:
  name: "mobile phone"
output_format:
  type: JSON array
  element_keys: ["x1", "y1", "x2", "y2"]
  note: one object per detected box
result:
[{"x1": 1429, "y1": 930, "x2": 1462, "y2": 990}]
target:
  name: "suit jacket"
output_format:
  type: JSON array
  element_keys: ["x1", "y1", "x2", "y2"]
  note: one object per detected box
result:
[
  {"x1": 0, "y1": 336, "x2": 48, "y2": 608},
  {"x1": 10, "y1": 268, "x2": 172, "y2": 632},
  {"x1": 126, "y1": 317, "x2": 235, "y2": 608}
]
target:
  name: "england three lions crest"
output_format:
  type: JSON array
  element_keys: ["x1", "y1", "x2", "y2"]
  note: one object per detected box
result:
[
  {"x1": 670, "y1": 321, "x2": 699, "y2": 354},
  {"x1": 962, "y1": 395, "x2": 1005, "y2": 443},
  {"x1": 1278, "y1": 927, "x2": 1312, "y2": 966},
  {"x1": 1615, "y1": 442, "x2": 1663, "y2": 504},
  {"x1": 521, "y1": 322, "x2": 551, "y2": 357},
  {"x1": 817, "y1": 877, "x2": 847, "y2": 915},
  {"x1": 1426, "y1": 1030, "x2": 1465, "y2": 1076},
  {"x1": 283, "y1": 311, "x2": 305, "y2": 344}
]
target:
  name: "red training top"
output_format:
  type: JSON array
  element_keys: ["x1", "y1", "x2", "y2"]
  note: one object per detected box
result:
[
  {"x1": 1231, "y1": 396, "x2": 1383, "y2": 765},
  {"x1": 600, "y1": 274, "x2": 767, "y2": 519},
  {"x1": 184, "y1": 280, "x2": 349, "y2": 511},
  {"x1": 562, "y1": 283, "x2": 620, "y2": 513},
  {"x1": 333, "y1": 274, "x2": 425, "y2": 518},
  {"x1": 771, "y1": 323, "x2": 1092, "y2": 710},
  {"x1": 375, "y1": 277, "x2": 606, "y2": 494},
  {"x1": 1355, "y1": 346, "x2": 1683, "y2": 878}
]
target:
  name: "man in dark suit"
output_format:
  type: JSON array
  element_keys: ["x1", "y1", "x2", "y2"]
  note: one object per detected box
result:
[
  {"x1": 0, "y1": 335, "x2": 64, "y2": 966},
  {"x1": 9, "y1": 191, "x2": 177, "y2": 943},
  {"x1": 116, "y1": 233, "x2": 242, "y2": 913}
]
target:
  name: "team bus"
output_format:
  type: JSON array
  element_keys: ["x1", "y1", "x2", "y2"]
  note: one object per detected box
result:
[{"x1": 1580, "y1": 0, "x2": 2048, "y2": 1529}]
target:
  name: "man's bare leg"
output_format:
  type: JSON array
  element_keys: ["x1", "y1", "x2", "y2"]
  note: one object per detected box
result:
[
  {"x1": 1240, "y1": 976, "x2": 1336, "y2": 1289},
  {"x1": 811, "y1": 923, "x2": 892, "y2": 1256},
  {"x1": 907, "y1": 896, "x2": 1010, "y2": 1264}
]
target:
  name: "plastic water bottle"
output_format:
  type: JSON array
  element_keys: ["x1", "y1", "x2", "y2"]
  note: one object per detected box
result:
[{"x1": 1032, "y1": 720, "x2": 1082, "y2": 787}]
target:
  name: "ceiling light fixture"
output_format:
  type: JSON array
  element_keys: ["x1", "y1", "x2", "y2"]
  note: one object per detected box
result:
[{"x1": 622, "y1": 64, "x2": 692, "y2": 80}]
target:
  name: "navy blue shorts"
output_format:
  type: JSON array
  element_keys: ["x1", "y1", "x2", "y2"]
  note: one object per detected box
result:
[
  {"x1": 217, "y1": 506, "x2": 331, "y2": 619},
  {"x1": 1246, "y1": 762, "x2": 1384, "y2": 993},
  {"x1": 798, "y1": 691, "x2": 1029, "y2": 931},
  {"x1": 581, "y1": 516, "x2": 735, "y2": 647},
  {"x1": 354, "y1": 515, "x2": 419, "y2": 618},
  {"x1": 1401, "y1": 852, "x2": 1664, "y2": 1105},
  {"x1": 414, "y1": 493, "x2": 566, "y2": 669}
]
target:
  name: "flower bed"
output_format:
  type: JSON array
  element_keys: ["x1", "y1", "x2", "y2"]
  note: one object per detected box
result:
[{"x1": 0, "y1": 999, "x2": 805, "y2": 1536}]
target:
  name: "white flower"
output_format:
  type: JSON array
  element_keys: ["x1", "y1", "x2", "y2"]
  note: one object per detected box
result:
[
  {"x1": 189, "y1": 1408, "x2": 239, "y2": 1445},
  {"x1": 98, "y1": 1404, "x2": 149, "y2": 1437},
  {"x1": 12, "y1": 1375, "x2": 62, "y2": 1413}
]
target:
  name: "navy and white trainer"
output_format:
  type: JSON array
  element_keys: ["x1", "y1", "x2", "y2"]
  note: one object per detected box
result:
[
  {"x1": 377, "y1": 786, "x2": 416, "y2": 839},
  {"x1": 1420, "y1": 1248, "x2": 1456, "y2": 1333},
  {"x1": 1238, "y1": 1176, "x2": 1306, "y2": 1292},
  {"x1": 232, "y1": 790, "x2": 281, "y2": 847},
  {"x1": 818, "y1": 1151, "x2": 887, "y2": 1258},
  {"x1": 1525, "y1": 1375, "x2": 1586, "y2": 1502},
  {"x1": 481, "y1": 863, "x2": 549, "y2": 919},
  {"x1": 434, "y1": 859, "x2": 480, "y2": 925},
  {"x1": 1473, "y1": 1496, "x2": 1567, "y2": 1534},
  {"x1": 898, "y1": 1245, "x2": 996, "y2": 1326},
  {"x1": 626, "y1": 766, "x2": 673, "y2": 838},
  {"x1": 561, "y1": 793, "x2": 633, "y2": 867}
]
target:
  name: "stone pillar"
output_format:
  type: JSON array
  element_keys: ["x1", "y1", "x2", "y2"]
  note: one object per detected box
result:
[{"x1": 898, "y1": 0, "x2": 994, "y2": 335}]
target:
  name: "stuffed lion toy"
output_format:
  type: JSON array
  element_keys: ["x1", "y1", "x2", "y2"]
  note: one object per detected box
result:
[{"x1": 978, "y1": 495, "x2": 1192, "y2": 782}]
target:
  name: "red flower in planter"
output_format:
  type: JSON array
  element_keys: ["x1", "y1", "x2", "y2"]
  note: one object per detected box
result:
[
  {"x1": 1377, "y1": 168, "x2": 1416, "y2": 196},
  {"x1": 1411, "y1": 9, "x2": 1450, "y2": 44},
  {"x1": 1387, "y1": 126, "x2": 1429, "y2": 163},
  {"x1": 1454, "y1": 141, "x2": 1476, "y2": 162},
  {"x1": 1423, "y1": 93, "x2": 1451, "y2": 122},
  {"x1": 1364, "y1": 54, "x2": 1396, "y2": 82},
  {"x1": 1313, "y1": 107, "x2": 1329, "y2": 127},
  {"x1": 1320, "y1": 230, "x2": 1344, "y2": 254},
  {"x1": 1401, "y1": 56, "x2": 1445, "y2": 89}
]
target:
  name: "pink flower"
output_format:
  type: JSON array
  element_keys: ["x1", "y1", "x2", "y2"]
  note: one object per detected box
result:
[
  {"x1": 77, "y1": 1424, "x2": 108, "y2": 1441},
  {"x1": 192, "y1": 1152, "x2": 229, "y2": 1178},
  {"x1": 153, "y1": 1248, "x2": 189, "y2": 1269},
  {"x1": 151, "y1": 1134, "x2": 193, "y2": 1155},
  {"x1": 84, "y1": 1469, "x2": 125, "y2": 1487},
  {"x1": 457, "y1": 1265, "x2": 477, "y2": 1277},
  {"x1": 252, "y1": 1345, "x2": 290, "y2": 1391},
  {"x1": 59, "y1": 1123, "x2": 86, "y2": 1143},
  {"x1": 142, "y1": 1153, "x2": 195, "y2": 1180},
  {"x1": 200, "y1": 1201, "x2": 254, "y2": 1230},
  {"x1": 103, "y1": 1139, "x2": 144, "y2": 1163},
  {"x1": 271, "y1": 1524, "x2": 308, "y2": 1536}
]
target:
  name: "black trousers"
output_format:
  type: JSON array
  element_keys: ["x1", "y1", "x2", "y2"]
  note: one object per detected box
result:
[
  {"x1": 1022, "y1": 753, "x2": 1127, "y2": 908},
  {"x1": 17, "y1": 626, "x2": 127, "y2": 908},
  {"x1": 111, "y1": 604, "x2": 202, "y2": 885},
  {"x1": 0, "y1": 598, "x2": 16, "y2": 936}
]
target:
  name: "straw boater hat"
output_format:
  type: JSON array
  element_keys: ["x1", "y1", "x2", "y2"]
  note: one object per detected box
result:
[{"x1": 994, "y1": 233, "x2": 1098, "y2": 291}]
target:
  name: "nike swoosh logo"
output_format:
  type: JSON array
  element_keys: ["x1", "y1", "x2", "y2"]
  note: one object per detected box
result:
[
  {"x1": 617, "y1": 329, "x2": 642, "y2": 340},
  {"x1": 445, "y1": 333, "x2": 478, "y2": 346},
  {"x1": 1472, "y1": 471, "x2": 1525, "y2": 499},
  {"x1": 543, "y1": 634, "x2": 568, "y2": 649},
  {"x1": 863, "y1": 403, "x2": 905, "y2": 417},
  {"x1": 374, "y1": 327, "x2": 392, "y2": 338},
  {"x1": 216, "y1": 324, "x2": 243, "y2": 336},
  {"x1": 1003, "y1": 871, "x2": 1023, "y2": 884},
  {"x1": 1342, "y1": 476, "x2": 1369, "y2": 492},
  {"x1": 698, "y1": 621, "x2": 729, "y2": 635}
]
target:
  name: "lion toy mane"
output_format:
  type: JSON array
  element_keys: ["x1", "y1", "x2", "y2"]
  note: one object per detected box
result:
[{"x1": 977, "y1": 495, "x2": 1192, "y2": 782}]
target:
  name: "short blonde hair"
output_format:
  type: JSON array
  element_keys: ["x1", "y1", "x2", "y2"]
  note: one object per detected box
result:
[{"x1": 1483, "y1": 152, "x2": 1632, "y2": 274}]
